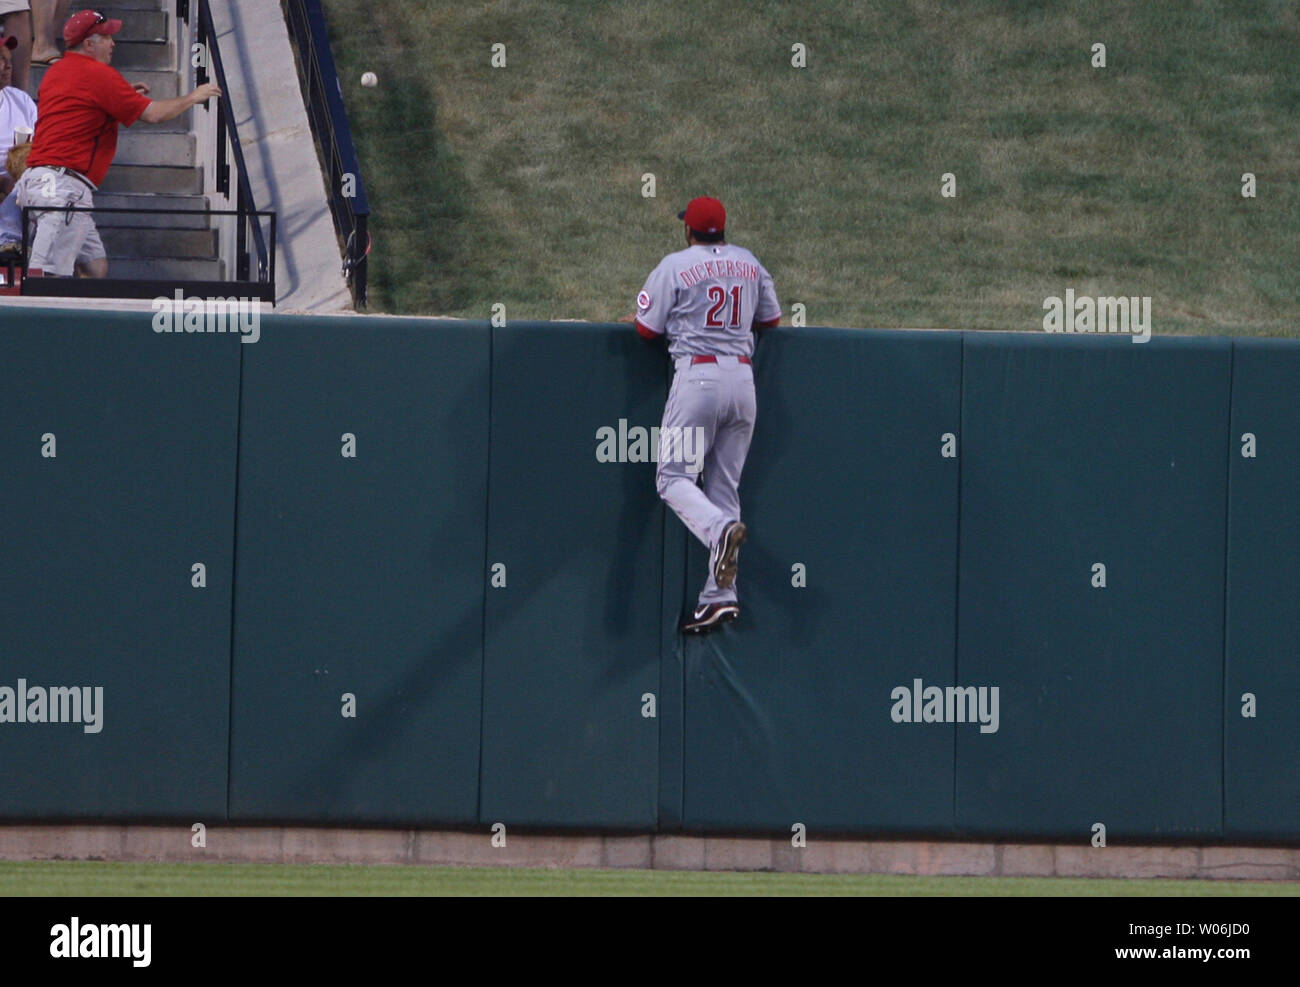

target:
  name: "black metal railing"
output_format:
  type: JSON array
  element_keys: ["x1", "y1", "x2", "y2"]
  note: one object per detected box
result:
[
  {"x1": 18, "y1": 206, "x2": 276, "y2": 301},
  {"x1": 183, "y1": 0, "x2": 274, "y2": 288},
  {"x1": 282, "y1": 0, "x2": 370, "y2": 307}
]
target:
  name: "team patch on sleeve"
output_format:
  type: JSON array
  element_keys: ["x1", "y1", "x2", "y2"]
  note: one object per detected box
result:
[{"x1": 637, "y1": 291, "x2": 652, "y2": 311}]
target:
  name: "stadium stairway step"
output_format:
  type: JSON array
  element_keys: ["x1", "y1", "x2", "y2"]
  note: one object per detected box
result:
[
  {"x1": 115, "y1": 130, "x2": 196, "y2": 167},
  {"x1": 106, "y1": 9, "x2": 169, "y2": 43},
  {"x1": 100, "y1": 226, "x2": 218, "y2": 260},
  {"x1": 107, "y1": 41, "x2": 175, "y2": 71},
  {"x1": 137, "y1": 108, "x2": 195, "y2": 133},
  {"x1": 99, "y1": 164, "x2": 204, "y2": 196},
  {"x1": 107, "y1": 257, "x2": 226, "y2": 281},
  {"x1": 92, "y1": 193, "x2": 212, "y2": 229}
]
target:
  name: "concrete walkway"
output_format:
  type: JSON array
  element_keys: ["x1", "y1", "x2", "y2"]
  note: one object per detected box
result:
[
  {"x1": 3, "y1": 826, "x2": 1298, "y2": 880},
  {"x1": 211, "y1": 0, "x2": 352, "y2": 311}
]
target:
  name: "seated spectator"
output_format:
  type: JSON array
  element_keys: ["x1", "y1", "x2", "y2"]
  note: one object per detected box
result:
[
  {"x1": 0, "y1": 135, "x2": 28, "y2": 252},
  {"x1": 0, "y1": 1, "x2": 30, "y2": 93},
  {"x1": 0, "y1": 33, "x2": 36, "y2": 196}
]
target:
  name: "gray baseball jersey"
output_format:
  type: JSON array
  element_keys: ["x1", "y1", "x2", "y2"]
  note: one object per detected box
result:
[
  {"x1": 637, "y1": 238, "x2": 780, "y2": 614},
  {"x1": 635, "y1": 243, "x2": 781, "y2": 358}
]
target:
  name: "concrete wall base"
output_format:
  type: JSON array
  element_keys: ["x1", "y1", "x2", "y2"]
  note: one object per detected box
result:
[{"x1": 2, "y1": 826, "x2": 1298, "y2": 880}]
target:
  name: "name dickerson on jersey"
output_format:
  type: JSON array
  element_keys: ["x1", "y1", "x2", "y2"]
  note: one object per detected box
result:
[{"x1": 0, "y1": 680, "x2": 104, "y2": 734}]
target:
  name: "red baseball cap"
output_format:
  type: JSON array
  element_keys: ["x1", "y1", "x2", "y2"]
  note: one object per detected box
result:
[
  {"x1": 64, "y1": 10, "x2": 123, "y2": 47},
  {"x1": 678, "y1": 196, "x2": 726, "y2": 235}
]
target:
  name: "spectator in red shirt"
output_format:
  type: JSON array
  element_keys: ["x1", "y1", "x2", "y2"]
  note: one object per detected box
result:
[{"x1": 16, "y1": 9, "x2": 220, "y2": 277}]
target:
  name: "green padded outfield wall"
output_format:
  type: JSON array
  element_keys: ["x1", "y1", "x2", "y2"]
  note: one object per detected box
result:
[
  {"x1": 955, "y1": 333, "x2": 1229, "y2": 840},
  {"x1": 3, "y1": 308, "x2": 1299, "y2": 841},
  {"x1": 1224, "y1": 340, "x2": 1300, "y2": 840},
  {"x1": 675, "y1": 328, "x2": 962, "y2": 834},
  {"x1": 478, "y1": 323, "x2": 664, "y2": 829},
  {"x1": 227, "y1": 318, "x2": 488, "y2": 825},
  {"x1": 0, "y1": 309, "x2": 239, "y2": 819}
]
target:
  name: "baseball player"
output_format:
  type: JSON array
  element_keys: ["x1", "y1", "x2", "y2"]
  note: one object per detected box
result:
[{"x1": 632, "y1": 196, "x2": 781, "y2": 633}]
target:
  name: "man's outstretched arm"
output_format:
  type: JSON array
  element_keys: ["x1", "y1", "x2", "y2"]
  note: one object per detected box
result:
[{"x1": 138, "y1": 82, "x2": 222, "y2": 124}]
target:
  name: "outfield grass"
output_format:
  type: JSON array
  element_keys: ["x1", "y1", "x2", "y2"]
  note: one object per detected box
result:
[
  {"x1": 321, "y1": 0, "x2": 1297, "y2": 336},
  {"x1": 1, "y1": 861, "x2": 1297, "y2": 896}
]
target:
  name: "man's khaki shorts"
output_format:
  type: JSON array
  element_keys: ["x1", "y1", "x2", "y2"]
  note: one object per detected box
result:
[{"x1": 16, "y1": 166, "x2": 107, "y2": 276}]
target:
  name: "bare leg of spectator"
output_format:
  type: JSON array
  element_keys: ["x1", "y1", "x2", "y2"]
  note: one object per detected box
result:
[
  {"x1": 30, "y1": 0, "x2": 67, "y2": 64},
  {"x1": 74, "y1": 220, "x2": 107, "y2": 277},
  {"x1": 2, "y1": 10, "x2": 32, "y2": 92},
  {"x1": 75, "y1": 257, "x2": 108, "y2": 278}
]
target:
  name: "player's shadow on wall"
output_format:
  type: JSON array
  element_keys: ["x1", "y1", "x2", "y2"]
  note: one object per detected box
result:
[
  {"x1": 603, "y1": 335, "x2": 669, "y2": 639},
  {"x1": 732, "y1": 328, "x2": 830, "y2": 641}
]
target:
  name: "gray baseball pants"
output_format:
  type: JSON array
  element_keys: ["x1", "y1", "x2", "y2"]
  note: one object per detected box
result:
[{"x1": 655, "y1": 354, "x2": 756, "y2": 606}]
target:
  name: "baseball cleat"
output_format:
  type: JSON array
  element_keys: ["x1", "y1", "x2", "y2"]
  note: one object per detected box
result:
[
  {"x1": 681, "y1": 601, "x2": 740, "y2": 634},
  {"x1": 710, "y1": 521, "x2": 747, "y2": 590}
]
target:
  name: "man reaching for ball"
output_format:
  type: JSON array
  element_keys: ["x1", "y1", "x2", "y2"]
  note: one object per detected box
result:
[{"x1": 628, "y1": 196, "x2": 781, "y2": 634}]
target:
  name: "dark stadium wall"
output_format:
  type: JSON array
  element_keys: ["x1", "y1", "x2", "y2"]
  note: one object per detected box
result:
[
  {"x1": 0, "y1": 309, "x2": 239, "y2": 820},
  {"x1": 0, "y1": 310, "x2": 1294, "y2": 843},
  {"x1": 228, "y1": 318, "x2": 488, "y2": 825}
]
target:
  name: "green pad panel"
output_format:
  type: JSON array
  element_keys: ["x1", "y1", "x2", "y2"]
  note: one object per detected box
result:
[
  {"x1": 479, "y1": 323, "x2": 665, "y2": 828},
  {"x1": 229, "y1": 318, "x2": 487, "y2": 824},
  {"x1": 0, "y1": 309, "x2": 238, "y2": 819},
  {"x1": 1224, "y1": 339, "x2": 1300, "y2": 839},
  {"x1": 955, "y1": 333, "x2": 1228, "y2": 840},
  {"x1": 681, "y1": 328, "x2": 962, "y2": 833}
]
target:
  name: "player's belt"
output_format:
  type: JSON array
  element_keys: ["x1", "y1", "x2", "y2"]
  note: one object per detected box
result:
[{"x1": 690, "y1": 355, "x2": 752, "y2": 365}]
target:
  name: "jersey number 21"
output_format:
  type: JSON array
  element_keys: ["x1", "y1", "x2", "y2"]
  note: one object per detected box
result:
[{"x1": 704, "y1": 285, "x2": 743, "y2": 328}]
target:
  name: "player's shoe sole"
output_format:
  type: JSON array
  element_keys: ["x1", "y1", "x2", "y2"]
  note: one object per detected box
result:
[
  {"x1": 710, "y1": 521, "x2": 746, "y2": 591},
  {"x1": 681, "y1": 601, "x2": 740, "y2": 635}
]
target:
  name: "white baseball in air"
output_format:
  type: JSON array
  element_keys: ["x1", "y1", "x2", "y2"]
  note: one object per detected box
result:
[{"x1": 361, "y1": 71, "x2": 378, "y2": 88}]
